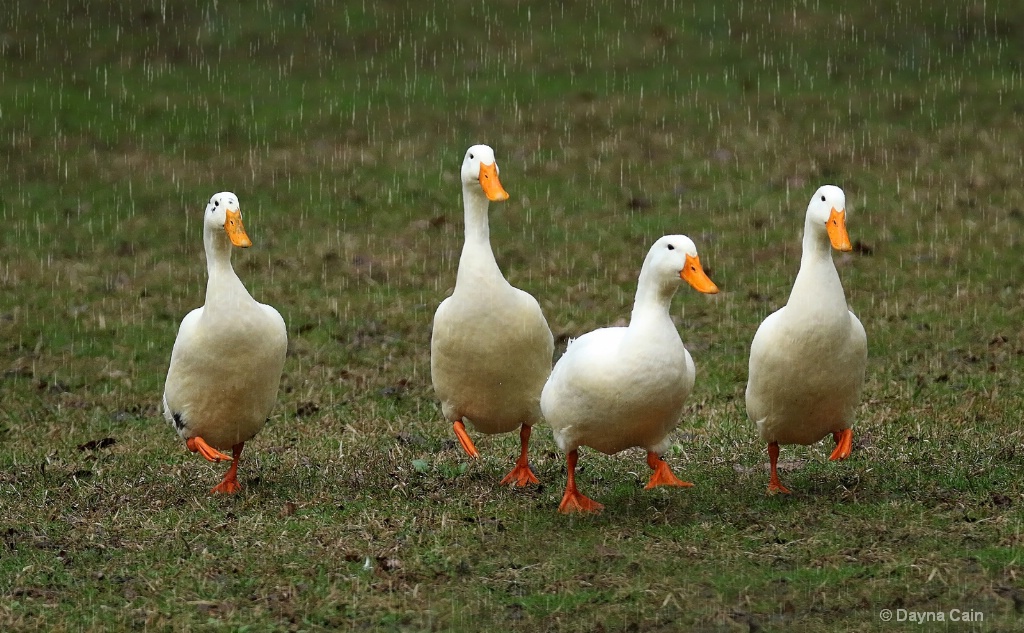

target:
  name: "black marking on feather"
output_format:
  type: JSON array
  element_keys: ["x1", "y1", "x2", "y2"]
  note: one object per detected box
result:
[{"x1": 171, "y1": 412, "x2": 187, "y2": 431}]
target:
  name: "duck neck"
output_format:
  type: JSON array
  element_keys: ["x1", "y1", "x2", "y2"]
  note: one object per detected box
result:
[
  {"x1": 203, "y1": 229, "x2": 248, "y2": 309},
  {"x1": 629, "y1": 265, "x2": 677, "y2": 330},
  {"x1": 789, "y1": 221, "x2": 844, "y2": 307},
  {"x1": 456, "y1": 186, "x2": 504, "y2": 284}
]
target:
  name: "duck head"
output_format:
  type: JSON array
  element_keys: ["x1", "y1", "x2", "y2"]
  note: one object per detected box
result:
[
  {"x1": 461, "y1": 145, "x2": 510, "y2": 202},
  {"x1": 204, "y1": 191, "x2": 251, "y2": 248},
  {"x1": 807, "y1": 185, "x2": 851, "y2": 252},
  {"x1": 646, "y1": 235, "x2": 719, "y2": 294}
]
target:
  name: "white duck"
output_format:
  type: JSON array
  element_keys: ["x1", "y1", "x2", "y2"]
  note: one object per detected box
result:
[
  {"x1": 162, "y1": 192, "x2": 287, "y2": 494},
  {"x1": 430, "y1": 144, "x2": 554, "y2": 486},
  {"x1": 745, "y1": 184, "x2": 867, "y2": 494},
  {"x1": 541, "y1": 235, "x2": 719, "y2": 513}
]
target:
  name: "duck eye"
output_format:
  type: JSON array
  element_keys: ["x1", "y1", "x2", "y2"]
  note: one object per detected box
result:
[
  {"x1": 820, "y1": 195, "x2": 826, "y2": 201},
  {"x1": 667, "y1": 244, "x2": 675, "y2": 250},
  {"x1": 469, "y1": 153, "x2": 475, "y2": 160},
  {"x1": 215, "y1": 200, "x2": 219, "y2": 206}
]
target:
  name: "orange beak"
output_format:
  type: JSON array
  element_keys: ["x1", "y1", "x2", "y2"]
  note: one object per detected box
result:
[
  {"x1": 680, "y1": 254, "x2": 719, "y2": 294},
  {"x1": 478, "y1": 162, "x2": 509, "y2": 202},
  {"x1": 225, "y1": 209, "x2": 252, "y2": 247},
  {"x1": 826, "y1": 207, "x2": 852, "y2": 252}
]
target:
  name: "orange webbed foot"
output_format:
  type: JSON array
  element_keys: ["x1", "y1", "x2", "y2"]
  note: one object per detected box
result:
[
  {"x1": 558, "y1": 488, "x2": 605, "y2": 514},
  {"x1": 558, "y1": 449, "x2": 603, "y2": 514},
  {"x1": 211, "y1": 475, "x2": 241, "y2": 495},
  {"x1": 186, "y1": 436, "x2": 232, "y2": 462},
  {"x1": 500, "y1": 425, "x2": 539, "y2": 487},
  {"x1": 644, "y1": 451, "x2": 694, "y2": 489},
  {"x1": 501, "y1": 460, "x2": 540, "y2": 487},
  {"x1": 453, "y1": 420, "x2": 480, "y2": 459},
  {"x1": 829, "y1": 428, "x2": 853, "y2": 461},
  {"x1": 210, "y1": 443, "x2": 244, "y2": 495}
]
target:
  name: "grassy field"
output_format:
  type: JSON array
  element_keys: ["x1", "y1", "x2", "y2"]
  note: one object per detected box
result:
[{"x1": 2, "y1": 0, "x2": 1023, "y2": 630}]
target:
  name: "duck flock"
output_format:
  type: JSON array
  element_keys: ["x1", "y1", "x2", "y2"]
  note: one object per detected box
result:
[{"x1": 162, "y1": 144, "x2": 866, "y2": 513}]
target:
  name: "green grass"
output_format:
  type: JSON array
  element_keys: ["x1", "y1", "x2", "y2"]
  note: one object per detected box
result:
[{"x1": 2, "y1": 0, "x2": 1024, "y2": 630}]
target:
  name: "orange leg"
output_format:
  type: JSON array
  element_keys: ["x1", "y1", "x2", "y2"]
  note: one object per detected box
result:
[
  {"x1": 829, "y1": 428, "x2": 853, "y2": 461},
  {"x1": 453, "y1": 420, "x2": 480, "y2": 458},
  {"x1": 644, "y1": 451, "x2": 693, "y2": 489},
  {"x1": 558, "y1": 449, "x2": 604, "y2": 514},
  {"x1": 767, "y1": 442, "x2": 791, "y2": 495},
  {"x1": 186, "y1": 436, "x2": 232, "y2": 462},
  {"x1": 210, "y1": 443, "x2": 244, "y2": 494},
  {"x1": 500, "y1": 425, "x2": 540, "y2": 487}
]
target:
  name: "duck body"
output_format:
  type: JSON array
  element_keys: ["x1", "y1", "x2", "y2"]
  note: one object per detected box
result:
[
  {"x1": 162, "y1": 192, "x2": 287, "y2": 494},
  {"x1": 542, "y1": 313, "x2": 693, "y2": 457},
  {"x1": 746, "y1": 270, "x2": 866, "y2": 446},
  {"x1": 431, "y1": 276, "x2": 552, "y2": 436},
  {"x1": 745, "y1": 184, "x2": 867, "y2": 493},
  {"x1": 164, "y1": 293, "x2": 287, "y2": 449},
  {"x1": 430, "y1": 145, "x2": 553, "y2": 486},
  {"x1": 541, "y1": 235, "x2": 718, "y2": 513}
]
